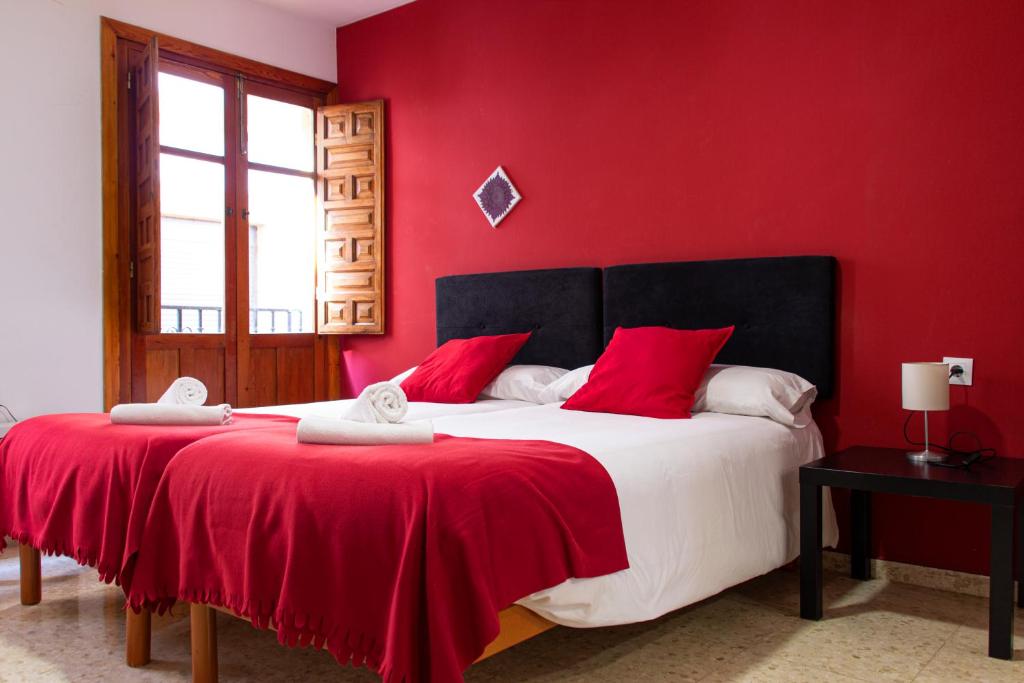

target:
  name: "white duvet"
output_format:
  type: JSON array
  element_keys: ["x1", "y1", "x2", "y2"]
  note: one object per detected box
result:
[
  {"x1": 237, "y1": 398, "x2": 535, "y2": 421},
  {"x1": 432, "y1": 404, "x2": 839, "y2": 627}
]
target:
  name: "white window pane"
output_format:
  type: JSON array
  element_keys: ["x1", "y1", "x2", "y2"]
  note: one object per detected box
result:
[
  {"x1": 159, "y1": 72, "x2": 224, "y2": 156},
  {"x1": 248, "y1": 171, "x2": 315, "y2": 333},
  {"x1": 247, "y1": 95, "x2": 313, "y2": 171},
  {"x1": 160, "y1": 154, "x2": 225, "y2": 334}
]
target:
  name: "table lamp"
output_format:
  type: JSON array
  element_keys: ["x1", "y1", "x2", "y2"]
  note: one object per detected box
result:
[{"x1": 902, "y1": 362, "x2": 950, "y2": 463}]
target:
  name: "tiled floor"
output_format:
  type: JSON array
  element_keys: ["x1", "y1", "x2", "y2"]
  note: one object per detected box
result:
[{"x1": 0, "y1": 550, "x2": 1020, "y2": 682}]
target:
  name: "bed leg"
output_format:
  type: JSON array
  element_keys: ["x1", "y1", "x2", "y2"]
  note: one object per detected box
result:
[
  {"x1": 125, "y1": 608, "x2": 152, "y2": 667},
  {"x1": 19, "y1": 544, "x2": 41, "y2": 606},
  {"x1": 191, "y1": 603, "x2": 218, "y2": 683}
]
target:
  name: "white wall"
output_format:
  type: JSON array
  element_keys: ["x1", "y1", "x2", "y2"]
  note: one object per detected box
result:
[{"x1": 0, "y1": 0, "x2": 336, "y2": 418}]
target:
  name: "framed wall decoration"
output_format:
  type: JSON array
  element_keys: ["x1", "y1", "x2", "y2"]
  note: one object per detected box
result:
[{"x1": 473, "y1": 166, "x2": 522, "y2": 228}]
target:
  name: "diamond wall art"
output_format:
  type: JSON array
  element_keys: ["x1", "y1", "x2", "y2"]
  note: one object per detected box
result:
[{"x1": 473, "y1": 166, "x2": 521, "y2": 228}]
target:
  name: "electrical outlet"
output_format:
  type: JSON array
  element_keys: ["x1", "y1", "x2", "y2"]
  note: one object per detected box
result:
[{"x1": 943, "y1": 357, "x2": 973, "y2": 386}]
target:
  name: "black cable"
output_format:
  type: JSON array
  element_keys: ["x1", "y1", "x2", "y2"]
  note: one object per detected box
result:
[
  {"x1": 0, "y1": 405, "x2": 16, "y2": 444},
  {"x1": 902, "y1": 410, "x2": 996, "y2": 469}
]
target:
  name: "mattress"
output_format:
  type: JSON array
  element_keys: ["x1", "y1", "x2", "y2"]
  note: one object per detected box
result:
[
  {"x1": 237, "y1": 398, "x2": 536, "y2": 420},
  {"x1": 432, "y1": 404, "x2": 839, "y2": 627}
]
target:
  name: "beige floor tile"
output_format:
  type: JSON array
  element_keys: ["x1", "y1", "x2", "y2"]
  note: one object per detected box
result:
[
  {"x1": 702, "y1": 652, "x2": 867, "y2": 682},
  {"x1": 913, "y1": 612, "x2": 1024, "y2": 683},
  {"x1": 0, "y1": 548, "x2": 1015, "y2": 682},
  {"x1": 762, "y1": 604, "x2": 960, "y2": 681},
  {"x1": 732, "y1": 568, "x2": 995, "y2": 682},
  {"x1": 470, "y1": 601, "x2": 737, "y2": 682}
]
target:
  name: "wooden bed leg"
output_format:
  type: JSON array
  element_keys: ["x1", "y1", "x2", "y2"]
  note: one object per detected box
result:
[
  {"x1": 19, "y1": 544, "x2": 41, "y2": 606},
  {"x1": 125, "y1": 608, "x2": 152, "y2": 667},
  {"x1": 191, "y1": 603, "x2": 218, "y2": 683}
]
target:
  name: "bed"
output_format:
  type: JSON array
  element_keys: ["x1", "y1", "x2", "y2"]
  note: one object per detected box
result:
[
  {"x1": 430, "y1": 256, "x2": 839, "y2": 633},
  {"x1": 0, "y1": 266, "x2": 604, "y2": 668},
  {"x1": 121, "y1": 255, "x2": 839, "y2": 682},
  {"x1": 437, "y1": 405, "x2": 837, "y2": 626}
]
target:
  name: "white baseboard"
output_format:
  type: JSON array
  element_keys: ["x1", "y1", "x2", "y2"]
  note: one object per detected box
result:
[{"x1": 823, "y1": 550, "x2": 991, "y2": 599}]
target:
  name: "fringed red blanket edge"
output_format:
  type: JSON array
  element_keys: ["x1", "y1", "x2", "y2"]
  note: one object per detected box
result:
[{"x1": 3, "y1": 529, "x2": 123, "y2": 585}]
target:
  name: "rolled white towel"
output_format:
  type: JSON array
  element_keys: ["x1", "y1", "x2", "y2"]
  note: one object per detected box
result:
[
  {"x1": 110, "y1": 403, "x2": 232, "y2": 426},
  {"x1": 297, "y1": 417, "x2": 433, "y2": 446},
  {"x1": 157, "y1": 377, "x2": 208, "y2": 406},
  {"x1": 341, "y1": 382, "x2": 409, "y2": 424}
]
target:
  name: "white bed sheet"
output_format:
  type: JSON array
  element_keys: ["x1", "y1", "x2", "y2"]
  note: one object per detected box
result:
[
  {"x1": 237, "y1": 398, "x2": 535, "y2": 421},
  {"x1": 431, "y1": 404, "x2": 839, "y2": 627}
]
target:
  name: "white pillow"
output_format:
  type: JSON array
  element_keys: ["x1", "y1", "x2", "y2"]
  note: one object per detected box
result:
[
  {"x1": 480, "y1": 365, "x2": 569, "y2": 403},
  {"x1": 388, "y1": 366, "x2": 417, "y2": 384},
  {"x1": 693, "y1": 364, "x2": 817, "y2": 427},
  {"x1": 790, "y1": 403, "x2": 814, "y2": 429},
  {"x1": 536, "y1": 364, "x2": 593, "y2": 404}
]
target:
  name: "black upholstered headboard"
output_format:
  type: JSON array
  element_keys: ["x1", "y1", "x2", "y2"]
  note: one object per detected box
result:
[
  {"x1": 436, "y1": 268, "x2": 603, "y2": 370},
  {"x1": 603, "y1": 256, "x2": 837, "y2": 398}
]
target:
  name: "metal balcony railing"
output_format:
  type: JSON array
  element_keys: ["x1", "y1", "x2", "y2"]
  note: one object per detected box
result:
[
  {"x1": 249, "y1": 307, "x2": 304, "y2": 334},
  {"x1": 161, "y1": 306, "x2": 304, "y2": 334},
  {"x1": 161, "y1": 305, "x2": 223, "y2": 334}
]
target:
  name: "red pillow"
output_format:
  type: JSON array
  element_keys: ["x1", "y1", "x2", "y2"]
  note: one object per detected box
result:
[
  {"x1": 562, "y1": 325, "x2": 734, "y2": 419},
  {"x1": 400, "y1": 332, "x2": 532, "y2": 403}
]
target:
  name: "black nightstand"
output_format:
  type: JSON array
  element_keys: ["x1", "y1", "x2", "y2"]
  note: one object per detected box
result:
[{"x1": 799, "y1": 446, "x2": 1024, "y2": 660}]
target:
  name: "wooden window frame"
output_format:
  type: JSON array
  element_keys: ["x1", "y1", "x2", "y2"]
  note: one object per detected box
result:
[{"x1": 100, "y1": 17, "x2": 340, "y2": 410}]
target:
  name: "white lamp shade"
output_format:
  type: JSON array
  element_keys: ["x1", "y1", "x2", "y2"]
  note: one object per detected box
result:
[{"x1": 901, "y1": 362, "x2": 950, "y2": 411}]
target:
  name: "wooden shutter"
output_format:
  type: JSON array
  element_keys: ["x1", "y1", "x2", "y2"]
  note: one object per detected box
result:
[
  {"x1": 134, "y1": 37, "x2": 161, "y2": 333},
  {"x1": 315, "y1": 100, "x2": 385, "y2": 334}
]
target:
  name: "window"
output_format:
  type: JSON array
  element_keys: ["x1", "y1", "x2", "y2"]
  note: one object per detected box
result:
[
  {"x1": 159, "y1": 72, "x2": 224, "y2": 155},
  {"x1": 159, "y1": 153, "x2": 225, "y2": 333},
  {"x1": 247, "y1": 171, "x2": 315, "y2": 333},
  {"x1": 121, "y1": 30, "x2": 383, "y2": 349},
  {"x1": 102, "y1": 19, "x2": 371, "y2": 412},
  {"x1": 157, "y1": 71, "x2": 226, "y2": 333},
  {"x1": 245, "y1": 91, "x2": 316, "y2": 334},
  {"x1": 247, "y1": 94, "x2": 313, "y2": 171},
  {"x1": 153, "y1": 68, "x2": 317, "y2": 335}
]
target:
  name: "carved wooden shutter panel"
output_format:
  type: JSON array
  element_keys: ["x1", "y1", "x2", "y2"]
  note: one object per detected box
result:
[
  {"x1": 134, "y1": 37, "x2": 161, "y2": 333},
  {"x1": 315, "y1": 100, "x2": 385, "y2": 334}
]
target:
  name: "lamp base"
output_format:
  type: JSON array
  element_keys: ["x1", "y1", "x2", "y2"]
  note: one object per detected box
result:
[{"x1": 906, "y1": 449, "x2": 947, "y2": 464}]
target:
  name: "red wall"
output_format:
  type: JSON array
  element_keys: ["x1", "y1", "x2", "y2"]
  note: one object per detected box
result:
[{"x1": 337, "y1": 0, "x2": 1024, "y2": 575}]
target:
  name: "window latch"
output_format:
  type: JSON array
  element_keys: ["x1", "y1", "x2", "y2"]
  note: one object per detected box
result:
[
  {"x1": 241, "y1": 209, "x2": 250, "y2": 221},
  {"x1": 237, "y1": 76, "x2": 247, "y2": 156},
  {"x1": 226, "y1": 207, "x2": 234, "y2": 217}
]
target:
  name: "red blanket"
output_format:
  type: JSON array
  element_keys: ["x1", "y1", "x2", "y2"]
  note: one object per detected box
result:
[
  {"x1": 125, "y1": 428, "x2": 628, "y2": 682},
  {"x1": 0, "y1": 413, "x2": 296, "y2": 583}
]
